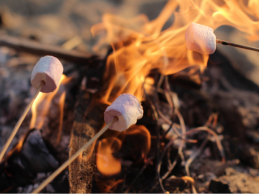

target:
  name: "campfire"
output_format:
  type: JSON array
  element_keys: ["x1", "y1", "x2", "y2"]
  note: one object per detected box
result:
[{"x1": 1, "y1": 0, "x2": 259, "y2": 193}]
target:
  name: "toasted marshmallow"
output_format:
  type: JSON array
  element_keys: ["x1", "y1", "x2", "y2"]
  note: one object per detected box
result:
[
  {"x1": 104, "y1": 94, "x2": 143, "y2": 132},
  {"x1": 31, "y1": 56, "x2": 63, "y2": 93},
  {"x1": 185, "y1": 23, "x2": 216, "y2": 54}
]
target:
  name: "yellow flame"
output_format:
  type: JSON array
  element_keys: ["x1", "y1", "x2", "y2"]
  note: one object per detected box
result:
[
  {"x1": 91, "y1": 0, "x2": 259, "y2": 104},
  {"x1": 96, "y1": 137, "x2": 122, "y2": 176},
  {"x1": 30, "y1": 92, "x2": 44, "y2": 129},
  {"x1": 56, "y1": 91, "x2": 66, "y2": 145},
  {"x1": 30, "y1": 74, "x2": 70, "y2": 130},
  {"x1": 96, "y1": 125, "x2": 150, "y2": 175},
  {"x1": 92, "y1": 0, "x2": 259, "y2": 176}
]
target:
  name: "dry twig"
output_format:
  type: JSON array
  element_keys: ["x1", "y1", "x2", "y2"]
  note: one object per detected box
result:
[{"x1": 0, "y1": 35, "x2": 94, "y2": 64}]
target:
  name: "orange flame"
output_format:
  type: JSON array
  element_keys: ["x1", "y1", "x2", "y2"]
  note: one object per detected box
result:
[
  {"x1": 96, "y1": 137, "x2": 122, "y2": 176},
  {"x1": 91, "y1": 0, "x2": 259, "y2": 104},
  {"x1": 96, "y1": 125, "x2": 150, "y2": 176},
  {"x1": 30, "y1": 74, "x2": 71, "y2": 130},
  {"x1": 124, "y1": 125, "x2": 151, "y2": 160},
  {"x1": 92, "y1": 0, "x2": 259, "y2": 176},
  {"x1": 56, "y1": 91, "x2": 66, "y2": 145}
]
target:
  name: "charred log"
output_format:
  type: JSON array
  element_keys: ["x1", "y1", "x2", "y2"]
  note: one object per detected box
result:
[
  {"x1": 0, "y1": 129, "x2": 58, "y2": 192},
  {"x1": 68, "y1": 54, "x2": 107, "y2": 193}
]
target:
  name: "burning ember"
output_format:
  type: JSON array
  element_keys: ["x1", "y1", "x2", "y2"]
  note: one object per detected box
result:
[{"x1": 1, "y1": 0, "x2": 259, "y2": 193}]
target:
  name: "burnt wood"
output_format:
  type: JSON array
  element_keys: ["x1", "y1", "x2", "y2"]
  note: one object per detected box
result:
[
  {"x1": 68, "y1": 52, "x2": 107, "y2": 193},
  {"x1": 68, "y1": 90, "x2": 107, "y2": 193}
]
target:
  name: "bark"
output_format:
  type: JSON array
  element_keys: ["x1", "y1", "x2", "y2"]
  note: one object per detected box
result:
[{"x1": 68, "y1": 90, "x2": 106, "y2": 193}]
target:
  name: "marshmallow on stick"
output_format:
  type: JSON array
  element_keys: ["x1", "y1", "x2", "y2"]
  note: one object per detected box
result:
[
  {"x1": 104, "y1": 93, "x2": 143, "y2": 132},
  {"x1": 32, "y1": 93, "x2": 143, "y2": 193},
  {"x1": 185, "y1": 23, "x2": 216, "y2": 55},
  {"x1": 185, "y1": 23, "x2": 259, "y2": 54},
  {"x1": 0, "y1": 56, "x2": 63, "y2": 162},
  {"x1": 31, "y1": 56, "x2": 63, "y2": 93}
]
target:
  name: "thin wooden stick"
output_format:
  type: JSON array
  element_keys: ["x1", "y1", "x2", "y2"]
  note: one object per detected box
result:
[
  {"x1": 32, "y1": 117, "x2": 117, "y2": 194},
  {"x1": 0, "y1": 82, "x2": 43, "y2": 162},
  {"x1": 0, "y1": 35, "x2": 92, "y2": 64},
  {"x1": 216, "y1": 39, "x2": 259, "y2": 52}
]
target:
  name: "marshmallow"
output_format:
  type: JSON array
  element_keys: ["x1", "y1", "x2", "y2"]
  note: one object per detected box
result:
[
  {"x1": 104, "y1": 94, "x2": 143, "y2": 132},
  {"x1": 31, "y1": 56, "x2": 63, "y2": 93},
  {"x1": 185, "y1": 23, "x2": 216, "y2": 54}
]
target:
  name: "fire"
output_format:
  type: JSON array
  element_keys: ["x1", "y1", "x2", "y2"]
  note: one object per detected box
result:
[
  {"x1": 56, "y1": 91, "x2": 66, "y2": 145},
  {"x1": 30, "y1": 74, "x2": 70, "y2": 130},
  {"x1": 91, "y1": 0, "x2": 259, "y2": 176},
  {"x1": 0, "y1": 74, "x2": 71, "y2": 161},
  {"x1": 96, "y1": 125, "x2": 150, "y2": 175},
  {"x1": 91, "y1": 0, "x2": 259, "y2": 103},
  {"x1": 123, "y1": 125, "x2": 151, "y2": 160},
  {"x1": 96, "y1": 137, "x2": 122, "y2": 176}
]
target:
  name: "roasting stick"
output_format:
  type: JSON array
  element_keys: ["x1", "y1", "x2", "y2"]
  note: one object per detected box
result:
[
  {"x1": 32, "y1": 117, "x2": 117, "y2": 193},
  {"x1": 0, "y1": 56, "x2": 63, "y2": 162},
  {"x1": 33, "y1": 93, "x2": 143, "y2": 193},
  {"x1": 185, "y1": 23, "x2": 259, "y2": 54},
  {"x1": 216, "y1": 39, "x2": 259, "y2": 52},
  {"x1": 0, "y1": 82, "x2": 43, "y2": 162}
]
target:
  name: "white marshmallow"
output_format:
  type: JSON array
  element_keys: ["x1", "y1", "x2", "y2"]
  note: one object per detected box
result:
[
  {"x1": 104, "y1": 94, "x2": 143, "y2": 132},
  {"x1": 185, "y1": 23, "x2": 216, "y2": 54},
  {"x1": 31, "y1": 56, "x2": 63, "y2": 93}
]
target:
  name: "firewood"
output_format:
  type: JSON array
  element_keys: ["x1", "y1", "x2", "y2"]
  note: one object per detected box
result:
[
  {"x1": 68, "y1": 91, "x2": 107, "y2": 193},
  {"x1": 66, "y1": 51, "x2": 107, "y2": 193},
  {"x1": 32, "y1": 90, "x2": 143, "y2": 193},
  {"x1": 33, "y1": 85, "x2": 107, "y2": 193},
  {"x1": 32, "y1": 117, "x2": 115, "y2": 194}
]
